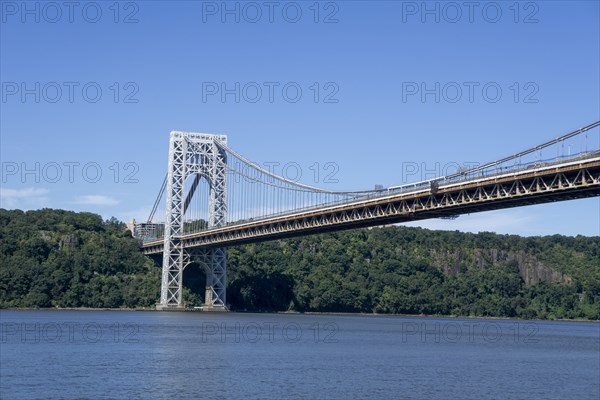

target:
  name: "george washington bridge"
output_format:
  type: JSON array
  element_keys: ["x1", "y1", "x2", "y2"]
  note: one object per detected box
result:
[{"x1": 134, "y1": 121, "x2": 600, "y2": 311}]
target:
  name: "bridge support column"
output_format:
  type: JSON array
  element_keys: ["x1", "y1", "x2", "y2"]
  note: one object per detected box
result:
[
  {"x1": 198, "y1": 248, "x2": 228, "y2": 311},
  {"x1": 156, "y1": 244, "x2": 187, "y2": 310}
]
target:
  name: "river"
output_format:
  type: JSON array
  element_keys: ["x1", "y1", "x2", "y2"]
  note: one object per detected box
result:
[{"x1": 0, "y1": 310, "x2": 598, "y2": 399}]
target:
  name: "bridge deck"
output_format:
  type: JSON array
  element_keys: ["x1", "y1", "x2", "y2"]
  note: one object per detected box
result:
[{"x1": 141, "y1": 157, "x2": 600, "y2": 254}]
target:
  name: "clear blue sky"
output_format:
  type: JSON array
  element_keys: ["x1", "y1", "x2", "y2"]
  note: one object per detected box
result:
[{"x1": 1, "y1": 0, "x2": 599, "y2": 236}]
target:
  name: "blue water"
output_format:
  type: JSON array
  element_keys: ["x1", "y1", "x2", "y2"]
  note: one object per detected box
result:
[{"x1": 1, "y1": 310, "x2": 598, "y2": 400}]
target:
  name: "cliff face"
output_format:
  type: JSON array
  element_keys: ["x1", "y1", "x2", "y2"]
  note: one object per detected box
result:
[
  {"x1": 430, "y1": 248, "x2": 573, "y2": 286},
  {"x1": 506, "y1": 250, "x2": 573, "y2": 285}
]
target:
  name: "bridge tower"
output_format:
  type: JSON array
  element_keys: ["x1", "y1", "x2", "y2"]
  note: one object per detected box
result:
[{"x1": 157, "y1": 131, "x2": 228, "y2": 311}]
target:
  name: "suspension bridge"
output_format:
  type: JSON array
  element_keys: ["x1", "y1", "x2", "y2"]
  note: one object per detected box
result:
[{"x1": 135, "y1": 121, "x2": 600, "y2": 311}]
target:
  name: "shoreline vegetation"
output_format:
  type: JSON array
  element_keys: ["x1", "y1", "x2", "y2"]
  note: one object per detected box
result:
[{"x1": 1, "y1": 208, "x2": 599, "y2": 321}]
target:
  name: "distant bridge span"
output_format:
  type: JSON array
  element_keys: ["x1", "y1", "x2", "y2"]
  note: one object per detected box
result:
[{"x1": 137, "y1": 122, "x2": 600, "y2": 310}]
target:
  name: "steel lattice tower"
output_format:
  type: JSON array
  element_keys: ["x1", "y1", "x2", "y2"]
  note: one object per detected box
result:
[{"x1": 157, "y1": 131, "x2": 228, "y2": 311}]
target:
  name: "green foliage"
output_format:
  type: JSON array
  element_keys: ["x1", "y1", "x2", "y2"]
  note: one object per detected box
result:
[
  {"x1": 227, "y1": 227, "x2": 599, "y2": 320},
  {"x1": 0, "y1": 209, "x2": 159, "y2": 308},
  {"x1": 1, "y1": 208, "x2": 598, "y2": 320}
]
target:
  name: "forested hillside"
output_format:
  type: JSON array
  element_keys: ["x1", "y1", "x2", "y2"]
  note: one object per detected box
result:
[
  {"x1": 0, "y1": 209, "x2": 159, "y2": 308},
  {"x1": 1, "y1": 209, "x2": 599, "y2": 319},
  {"x1": 223, "y1": 228, "x2": 600, "y2": 319}
]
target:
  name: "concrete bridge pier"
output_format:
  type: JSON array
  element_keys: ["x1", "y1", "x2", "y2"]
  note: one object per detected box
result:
[{"x1": 155, "y1": 304, "x2": 186, "y2": 311}]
